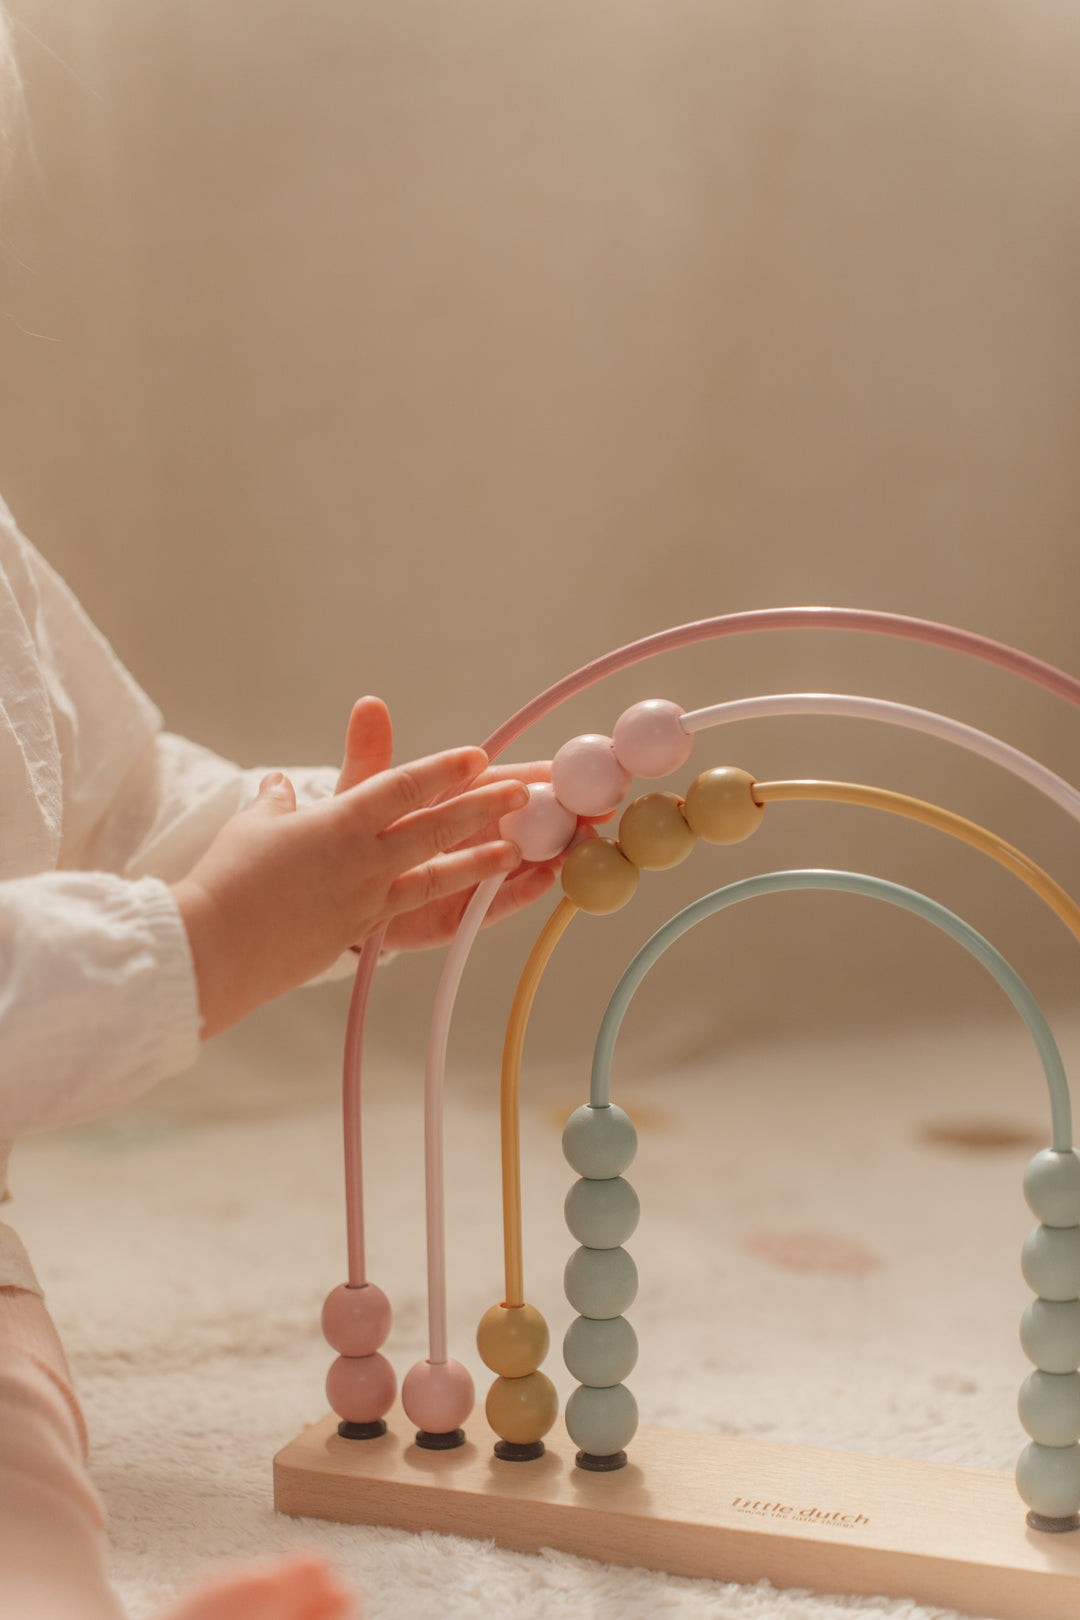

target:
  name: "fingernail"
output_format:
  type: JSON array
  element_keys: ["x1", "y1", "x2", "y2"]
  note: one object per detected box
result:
[
  {"x1": 498, "y1": 843, "x2": 521, "y2": 869},
  {"x1": 508, "y1": 784, "x2": 529, "y2": 809},
  {"x1": 261, "y1": 771, "x2": 285, "y2": 791}
]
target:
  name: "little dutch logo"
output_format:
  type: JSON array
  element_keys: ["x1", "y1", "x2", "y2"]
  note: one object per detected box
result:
[{"x1": 731, "y1": 1498, "x2": 869, "y2": 1528}]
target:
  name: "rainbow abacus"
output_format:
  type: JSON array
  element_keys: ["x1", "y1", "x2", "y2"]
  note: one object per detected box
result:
[{"x1": 275, "y1": 608, "x2": 1080, "y2": 1617}]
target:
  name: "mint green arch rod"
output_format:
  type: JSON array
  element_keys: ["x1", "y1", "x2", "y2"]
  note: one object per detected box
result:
[{"x1": 587, "y1": 870, "x2": 1072, "y2": 1150}]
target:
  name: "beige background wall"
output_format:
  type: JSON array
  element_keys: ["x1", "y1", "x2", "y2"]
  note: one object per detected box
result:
[{"x1": 2, "y1": 1, "x2": 1080, "y2": 1081}]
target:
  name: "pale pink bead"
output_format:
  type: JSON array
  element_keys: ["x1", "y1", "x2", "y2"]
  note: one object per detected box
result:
[
  {"x1": 401, "y1": 1357, "x2": 475, "y2": 1434},
  {"x1": 612, "y1": 699, "x2": 694, "y2": 778},
  {"x1": 326, "y1": 1351, "x2": 397, "y2": 1423},
  {"x1": 322, "y1": 1282, "x2": 392, "y2": 1357},
  {"x1": 499, "y1": 783, "x2": 577, "y2": 863},
  {"x1": 550, "y1": 735, "x2": 631, "y2": 818}
]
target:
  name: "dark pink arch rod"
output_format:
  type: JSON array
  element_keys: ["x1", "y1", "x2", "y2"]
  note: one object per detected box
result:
[{"x1": 341, "y1": 606, "x2": 1080, "y2": 1284}]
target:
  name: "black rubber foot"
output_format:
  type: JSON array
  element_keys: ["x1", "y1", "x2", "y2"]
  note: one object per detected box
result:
[
  {"x1": 1027, "y1": 1510, "x2": 1080, "y2": 1534},
  {"x1": 575, "y1": 1449, "x2": 628, "y2": 1472},
  {"x1": 337, "y1": 1419, "x2": 387, "y2": 1441},
  {"x1": 494, "y1": 1439, "x2": 546, "y2": 1462},
  {"x1": 414, "y1": 1428, "x2": 466, "y2": 1451}
]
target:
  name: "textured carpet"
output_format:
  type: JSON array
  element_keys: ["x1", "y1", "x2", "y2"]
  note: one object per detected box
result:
[{"x1": 9, "y1": 1002, "x2": 1073, "y2": 1620}]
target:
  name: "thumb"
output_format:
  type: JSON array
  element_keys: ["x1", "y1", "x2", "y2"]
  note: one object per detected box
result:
[{"x1": 250, "y1": 771, "x2": 297, "y2": 814}]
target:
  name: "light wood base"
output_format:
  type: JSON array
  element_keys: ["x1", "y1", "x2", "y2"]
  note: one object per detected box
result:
[{"x1": 274, "y1": 1403, "x2": 1080, "y2": 1619}]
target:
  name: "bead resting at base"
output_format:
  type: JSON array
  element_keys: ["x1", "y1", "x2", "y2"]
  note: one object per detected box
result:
[
  {"x1": 485, "y1": 1370, "x2": 559, "y2": 1453},
  {"x1": 566, "y1": 1382, "x2": 639, "y2": 1461},
  {"x1": 326, "y1": 1350, "x2": 396, "y2": 1429},
  {"x1": 401, "y1": 1358, "x2": 475, "y2": 1446}
]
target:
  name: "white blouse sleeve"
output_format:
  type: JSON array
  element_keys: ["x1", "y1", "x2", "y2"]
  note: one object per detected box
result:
[
  {"x1": 0, "y1": 500, "x2": 359, "y2": 1145},
  {"x1": 0, "y1": 871, "x2": 201, "y2": 1136}
]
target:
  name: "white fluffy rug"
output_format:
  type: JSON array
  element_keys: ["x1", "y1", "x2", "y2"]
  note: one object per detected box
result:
[{"x1": 10, "y1": 1000, "x2": 1072, "y2": 1620}]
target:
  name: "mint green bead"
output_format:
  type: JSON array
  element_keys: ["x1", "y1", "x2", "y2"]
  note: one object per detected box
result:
[
  {"x1": 565, "y1": 1382, "x2": 638, "y2": 1456},
  {"x1": 564, "y1": 1176, "x2": 640, "y2": 1249},
  {"x1": 1025, "y1": 1150, "x2": 1080, "y2": 1228},
  {"x1": 1019, "y1": 1372, "x2": 1080, "y2": 1446},
  {"x1": 1016, "y1": 1441, "x2": 1080, "y2": 1518},
  {"x1": 1022, "y1": 1225, "x2": 1080, "y2": 1302},
  {"x1": 1021, "y1": 1299, "x2": 1080, "y2": 1372},
  {"x1": 563, "y1": 1315, "x2": 638, "y2": 1387},
  {"x1": 564, "y1": 1245, "x2": 638, "y2": 1319},
  {"x1": 562, "y1": 1105, "x2": 637, "y2": 1180}
]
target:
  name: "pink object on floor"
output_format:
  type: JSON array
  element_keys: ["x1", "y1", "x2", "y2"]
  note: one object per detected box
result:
[
  {"x1": 155, "y1": 1554, "x2": 355, "y2": 1620},
  {"x1": 741, "y1": 1228, "x2": 883, "y2": 1275}
]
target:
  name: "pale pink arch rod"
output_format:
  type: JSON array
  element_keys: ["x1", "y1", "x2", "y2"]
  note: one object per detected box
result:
[{"x1": 341, "y1": 607, "x2": 1080, "y2": 1286}]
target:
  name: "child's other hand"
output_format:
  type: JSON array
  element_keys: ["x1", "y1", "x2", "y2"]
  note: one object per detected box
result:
[
  {"x1": 172, "y1": 700, "x2": 530, "y2": 1038},
  {"x1": 334, "y1": 697, "x2": 563, "y2": 952}
]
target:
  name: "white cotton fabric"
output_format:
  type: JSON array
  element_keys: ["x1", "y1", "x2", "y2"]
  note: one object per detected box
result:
[{"x1": 0, "y1": 492, "x2": 348, "y2": 1291}]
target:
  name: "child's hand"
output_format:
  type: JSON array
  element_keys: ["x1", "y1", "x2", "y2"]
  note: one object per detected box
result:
[
  {"x1": 333, "y1": 697, "x2": 562, "y2": 952},
  {"x1": 171, "y1": 712, "x2": 529, "y2": 1038}
]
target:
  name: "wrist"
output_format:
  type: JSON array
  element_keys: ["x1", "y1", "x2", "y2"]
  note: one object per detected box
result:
[{"x1": 170, "y1": 877, "x2": 246, "y2": 1041}]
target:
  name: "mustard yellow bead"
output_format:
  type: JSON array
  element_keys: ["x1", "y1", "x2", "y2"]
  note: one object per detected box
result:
[
  {"x1": 485, "y1": 1370, "x2": 559, "y2": 1445},
  {"x1": 683, "y1": 766, "x2": 763, "y2": 844},
  {"x1": 617, "y1": 792, "x2": 696, "y2": 870},
  {"x1": 476, "y1": 1302, "x2": 550, "y2": 1378},
  {"x1": 561, "y1": 838, "x2": 639, "y2": 914}
]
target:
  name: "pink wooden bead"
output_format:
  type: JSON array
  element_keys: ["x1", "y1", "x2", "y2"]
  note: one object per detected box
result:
[
  {"x1": 325, "y1": 1351, "x2": 397, "y2": 1423},
  {"x1": 499, "y1": 783, "x2": 578, "y2": 863},
  {"x1": 401, "y1": 1357, "x2": 475, "y2": 1434},
  {"x1": 321, "y1": 1282, "x2": 392, "y2": 1357},
  {"x1": 550, "y1": 735, "x2": 631, "y2": 818},
  {"x1": 612, "y1": 699, "x2": 693, "y2": 778}
]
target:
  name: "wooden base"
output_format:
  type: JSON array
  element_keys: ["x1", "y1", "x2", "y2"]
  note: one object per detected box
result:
[{"x1": 274, "y1": 1403, "x2": 1080, "y2": 1619}]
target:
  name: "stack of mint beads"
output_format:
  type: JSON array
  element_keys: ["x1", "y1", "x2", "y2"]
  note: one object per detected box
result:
[
  {"x1": 562, "y1": 1101, "x2": 641, "y2": 1469},
  {"x1": 1017, "y1": 1148, "x2": 1080, "y2": 1529}
]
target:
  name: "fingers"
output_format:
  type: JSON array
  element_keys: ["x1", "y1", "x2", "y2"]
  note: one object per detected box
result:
[
  {"x1": 386, "y1": 839, "x2": 521, "y2": 919},
  {"x1": 481, "y1": 860, "x2": 558, "y2": 923},
  {"x1": 247, "y1": 771, "x2": 297, "y2": 815},
  {"x1": 353, "y1": 746, "x2": 491, "y2": 827},
  {"x1": 381, "y1": 855, "x2": 560, "y2": 952},
  {"x1": 383, "y1": 777, "x2": 528, "y2": 863},
  {"x1": 336, "y1": 696, "x2": 394, "y2": 794},
  {"x1": 469, "y1": 759, "x2": 551, "y2": 788}
]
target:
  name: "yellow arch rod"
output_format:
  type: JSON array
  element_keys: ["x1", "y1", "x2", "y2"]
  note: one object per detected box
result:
[
  {"x1": 500, "y1": 896, "x2": 578, "y2": 1308},
  {"x1": 498, "y1": 778, "x2": 1080, "y2": 1309},
  {"x1": 753, "y1": 780, "x2": 1080, "y2": 943}
]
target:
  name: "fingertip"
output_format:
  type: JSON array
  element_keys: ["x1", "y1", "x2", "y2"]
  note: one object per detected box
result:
[{"x1": 448, "y1": 744, "x2": 490, "y2": 780}]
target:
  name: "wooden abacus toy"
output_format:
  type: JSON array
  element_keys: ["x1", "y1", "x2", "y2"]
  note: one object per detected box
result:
[{"x1": 274, "y1": 608, "x2": 1080, "y2": 1620}]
